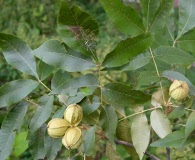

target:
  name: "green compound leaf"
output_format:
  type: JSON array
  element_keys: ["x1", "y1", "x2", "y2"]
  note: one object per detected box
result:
[
  {"x1": 149, "y1": 0, "x2": 173, "y2": 33},
  {"x1": 150, "y1": 109, "x2": 172, "y2": 138},
  {"x1": 0, "y1": 33, "x2": 38, "y2": 79},
  {"x1": 136, "y1": 71, "x2": 159, "y2": 90},
  {"x1": 34, "y1": 40, "x2": 96, "y2": 72},
  {"x1": 50, "y1": 74, "x2": 99, "y2": 95},
  {"x1": 13, "y1": 132, "x2": 28, "y2": 157},
  {"x1": 151, "y1": 130, "x2": 186, "y2": 148},
  {"x1": 0, "y1": 79, "x2": 39, "y2": 108},
  {"x1": 123, "y1": 52, "x2": 151, "y2": 71},
  {"x1": 81, "y1": 96, "x2": 100, "y2": 115},
  {"x1": 29, "y1": 125, "x2": 46, "y2": 160},
  {"x1": 185, "y1": 112, "x2": 195, "y2": 137},
  {"x1": 58, "y1": 1, "x2": 98, "y2": 60},
  {"x1": 168, "y1": 107, "x2": 185, "y2": 119},
  {"x1": 100, "y1": 106, "x2": 117, "y2": 146},
  {"x1": 102, "y1": 33, "x2": 153, "y2": 68},
  {"x1": 102, "y1": 83, "x2": 151, "y2": 106},
  {"x1": 51, "y1": 70, "x2": 72, "y2": 90},
  {"x1": 29, "y1": 95, "x2": 54, "y2": 134},
  {"x1": 45, "y1": 135, "x2": 62, "y2": 160},
  {"x1": 0, "y1": 102, "x2": 28, "y2": 160},
  {"x1": 131, "y1": 113, "x2": 150, "y2": 160},
  {"x1": 100, "y1": 0, "x2": 145, "y2": 36},
  {"x1": 177, "y1": 0, "x2": 195, "y2": 38},
  {"x1": 82, "y1": 126, "x2": 96, "y2": 156},
  {"x1": 154, "y1": 46, "x2": 194, "y2": 66},
  {"x1": 177, "y1": 28, "x2": 195, "y2": 55},
  {"x1": 140, "y1": 0, "x2": 160, "y2": 31},
  {"x1": 37, "y1": 60, "x2": 54, "y2": 81}
]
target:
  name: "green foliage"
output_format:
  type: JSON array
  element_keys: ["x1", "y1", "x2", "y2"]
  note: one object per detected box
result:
[
  {"x1": 34, "y1": 40, "x2": 96, "y2": 72},
  {"x1": 82, "y1": 126, "x2": 96, "y2": 156},
  {"x1": 131, "y1": 113, "x2": 150, "y2": 160},
  {"x1": 0, "y1": 102, "x2": 28, "y2": 159},
  {"x1": 0, "y1": 0, "x2": 195, "y2": 159},
  {"x1": 0, "y1": 80, "x2": 39, "y2": 108},
  {"x1": 102, "y1": 33, "x2": 153, "y2": 67},
  {"x1": 150, "y1": 109, "x2": 172, "y2": 138},
  {"x1": 150, "y1": 130, "x2": 186, "y2": 148},
  {"x1": 13, "y1": 132, "x2": 28, "y2": 157}
]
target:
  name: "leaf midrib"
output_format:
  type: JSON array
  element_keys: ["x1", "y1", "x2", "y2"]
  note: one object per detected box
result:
[{"x1": 0, "y1": 39, "x2": 38, "y2": 79}]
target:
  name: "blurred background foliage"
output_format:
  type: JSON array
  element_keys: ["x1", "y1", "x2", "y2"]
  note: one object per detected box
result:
[{"x1": 0, "y1": 0, "x2": 125, "y2": 84}]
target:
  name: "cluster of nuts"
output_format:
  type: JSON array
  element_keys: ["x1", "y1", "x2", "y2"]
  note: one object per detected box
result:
[
  {"x1": 169, "y1": 80, "x2": 189, "y2": 101},
  {"x1": 47, "y1": 104, "x2": 83, "y2": 149}
]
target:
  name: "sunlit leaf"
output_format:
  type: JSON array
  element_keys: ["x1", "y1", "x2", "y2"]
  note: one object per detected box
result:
[
  {"x1": 100, "y1": 0, "x2": 145, "y2": 36},
  {"x1": 150, "y1": 109, "x2": 172, "y2": 138},
  {"x1": 102, "y1": 33, "x2": 153, "y2": 68},
  {"x1": 13, "y1": 132, "x2": 28, "y2": 157},
  {"x1": 131, "y1": 113, "x2": 150, "y2": 160},
  {"x1": 0, "y1": 79, "x2": 39, "y2": 108},
  {"x1": 0, "y1": 33, "x2": 38, "y2": 78},
  {"x1": 151, "y1": 88, "x2": 169, "y2": 108}
]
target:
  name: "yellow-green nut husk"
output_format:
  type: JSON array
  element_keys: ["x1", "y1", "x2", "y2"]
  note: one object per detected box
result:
[
  {"x1": 62, "y1": 127, "x2": 82, "y2": 149},
  {"x1": 47, "y1": 118, "x2": 70, "y2": 138},
  {"x1": 64, "y1": 104, "x2": 83, "y2": 126},
  {"x1": 169, "y1": 80, "x2": 189, "y2": 101}
]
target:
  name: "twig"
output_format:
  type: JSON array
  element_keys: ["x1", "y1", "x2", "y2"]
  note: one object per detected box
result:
[
  {"x1": 166, "y1": 148, "x2": 171, "y2": 160},
  {"x1": 118, "y1": 106, "x2": 162, "y2": 122},
  {"x1": 149, "y1": 47, "x2": 166, "y2": 105},
  {"x1": 115, "y1": 139, "x2": 160, "y2": 160},
  {"x1": 169, "y1": 104, "x2": 195, "y2": 112}
]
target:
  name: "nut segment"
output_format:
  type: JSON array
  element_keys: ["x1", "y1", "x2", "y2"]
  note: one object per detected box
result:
[
  {"x1": 62, "y1": 127, "x2": 82, "y2": 149},
  {"x1": 169, "y1": 80, "x2": 189, "y2": 101},
  {"x1": 47, "y1": 118, "x2": 70, "y2": 138},
  {"x1": 64, "y1": 104, "x2": 83, "y2": 126}
]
